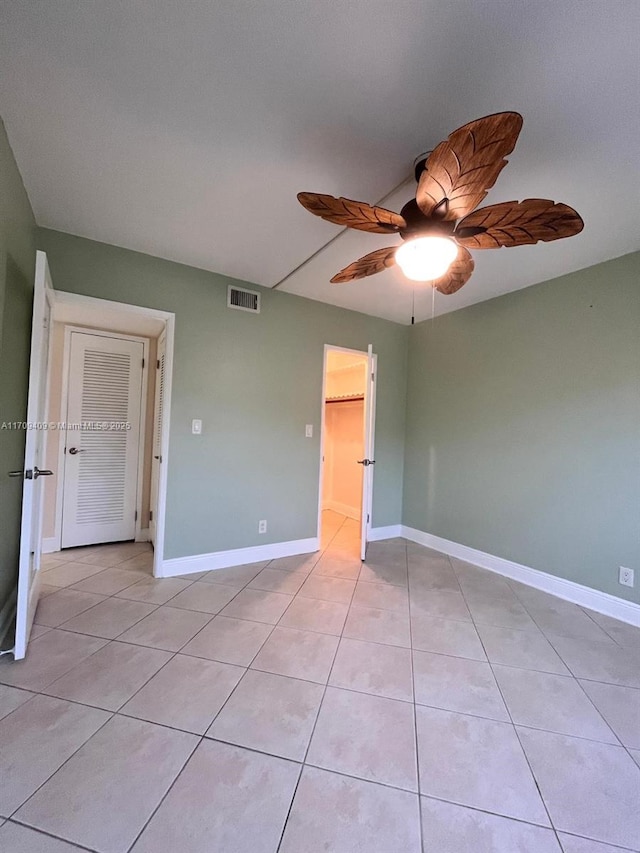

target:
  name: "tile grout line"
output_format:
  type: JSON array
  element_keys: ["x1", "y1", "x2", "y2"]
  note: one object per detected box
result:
[
  {"x1": 452, "y1": 556, "x2": 561, "y2": 842},
  {"x1": 123, "y1": 733, "x2": 203, "y2": 852},
  {"x1": 554, "y1": 827, "x2": 639, "y2": 853},
  {"x1": 505, "y1": 580, "x2": 640, "y2": 700},
  {"x1": 3, "y1": 543, "x2": 264, "y2": 851},
  {"x1": 120, "y1": 535, "x2": 337, "y2": 853},
  {"x1": 195, "y1": 525, "x2": 351, "y2": 745},
  {"x1": 273, "y1": 512, "x2": 354, "y2": 853},
  {"x1": 38, "y1": 544, "x2": 198, "y2": 634},
  {"x1": 105, "y1": 515, "x2": 349, "y2": 852},
  {"x1": 37, "y1": 550, "x2": 298, "y2": 712},
  {"x1": 448, "y1": 564, "x2": 626, "y2": 750},
  {"x1": 505, "y1": 578, "x2": 615, "y2": 645},
  {"x1": 405, "y1": 538, "x2": 425, "y2": 852},
  {"x1": 5, "y1": 707, "x2": 117, "y2": 825},
  {"x1": 416, "y1": 792, "x2": 573, "y2": 834},
  {"x1": 7, "y1": 816, "x2": 101, "y2": 852}
]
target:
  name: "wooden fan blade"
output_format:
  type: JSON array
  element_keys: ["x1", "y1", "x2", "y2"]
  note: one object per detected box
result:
[
  {"x1": 330, "y1": 247, "x2": 398, "y2": 283},
  {"x1": 416, "y1": 112, "x2": 523, "y2": 220},
  {"x1": 297, "y1": 192, "x2": 406, "y2": 234},
  {"x1": 455, "y1": 199, "x2": 584, "y2": 249},
  {"x1": 432, "y1": 247, "x2": 475, "y2": 295}
]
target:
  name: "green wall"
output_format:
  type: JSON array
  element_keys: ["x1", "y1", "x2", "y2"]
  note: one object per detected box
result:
[
  {"x1": 403, "y1": 252, "x2": 640, "y2": 602},
  {"x1": 0, "y1": 119, "x2": 36, "y2": 621},
  {"x1": 37, "y1": 229, "x2": 408, "y2": 560}
]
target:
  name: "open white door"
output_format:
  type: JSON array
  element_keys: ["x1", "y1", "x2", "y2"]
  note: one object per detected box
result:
[
  {"x1": 359, "y1": 344, "x2": 377, "y2": 561},
  {"x1": 13, "y1": 251, "x2": 54, "y2": 660}
]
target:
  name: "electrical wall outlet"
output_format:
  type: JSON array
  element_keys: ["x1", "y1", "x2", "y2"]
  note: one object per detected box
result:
[
  {"x1": 258, "y1": 520, "x2": 267, "y2": 534},
  {"x1": 191, "y1": 419, "x2": 202, "y2": 435},
  {"x1": 619, "y1": 566, "x2": 635, "y2": 588}
]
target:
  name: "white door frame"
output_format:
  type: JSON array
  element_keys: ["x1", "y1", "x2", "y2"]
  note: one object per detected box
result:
[
  {"x1": 316, "y1": 344, "x2": 377, "y2": 550},
  {"x1": 45, "y1": 291, "x2": 175, "y2": 578},
  {"x1": 149, "y1": 327, "x2": 166, "y2": 546},
  {"x1": 55, "y1": 326, "x2": 149, "y2": 550},
  {"x1": 360, "y1": 344, "x2": 377, "y2": 561}
]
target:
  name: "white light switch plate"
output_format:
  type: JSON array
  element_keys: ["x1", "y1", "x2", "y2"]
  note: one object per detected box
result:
[
  {"x1": 192, "y1": 419, "x2": 202, "y2": 435},
  {"x1": 305, "y1": 424, "x2": 313, "y2": 438}
]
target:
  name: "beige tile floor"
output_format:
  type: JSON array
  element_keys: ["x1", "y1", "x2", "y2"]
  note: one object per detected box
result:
[{"x1": 0, "y1": 511, "x2": 639, "y2": 852}]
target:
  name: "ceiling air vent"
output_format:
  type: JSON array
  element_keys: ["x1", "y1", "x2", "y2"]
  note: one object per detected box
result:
[{"x1": 227, "y1": 285, "x2": 260, "y2": 314}]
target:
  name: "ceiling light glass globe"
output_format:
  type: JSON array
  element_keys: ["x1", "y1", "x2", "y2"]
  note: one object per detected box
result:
[{"x1": 395, "y1": 236, "x2": 458, "y2": 282}]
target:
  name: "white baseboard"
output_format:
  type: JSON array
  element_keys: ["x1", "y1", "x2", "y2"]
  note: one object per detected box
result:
[
  {"x1": 0, "y1": 588, "x2": 17, "y2": 647},
  {"x1": 42, "y1": 530, "x2": 150, "y2": 552},
  {"x1": 41, "y1": 537, "x2": 60, "y2": 554},
  {"x1": 161, "y1": 536, "x2": 320, "y2": 579},
  {"x1": 402, "y1": 526, "x2": 640, "y2": 627},
  {"x1": 323, "y1": 500, "x2": 359, "y2": 520},
  {"x1": 369, "y1": 525, "x2": 403, "y2": 542}
]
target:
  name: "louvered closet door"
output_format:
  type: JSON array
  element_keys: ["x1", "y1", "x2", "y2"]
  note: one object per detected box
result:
[{"x1": 61, "y1": 332, "x2": 144, "y2": 548}]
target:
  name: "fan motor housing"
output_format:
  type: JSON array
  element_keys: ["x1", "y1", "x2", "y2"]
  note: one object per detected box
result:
[
  {"x1": 399, "y1": 199, "x2": 456, "y2": 241},
  {"x1": 413, "y1": 151, "x2": 431, "y2": 182}
]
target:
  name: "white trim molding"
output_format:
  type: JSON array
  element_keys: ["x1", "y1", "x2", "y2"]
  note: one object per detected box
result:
[
  {"x1": 41, "y1": 537, "x2": 60, "y2": 554},
  {"x1": 402, "y1": 526, "x2": 640, "y2": 627},
  {"x1": 323, "y1": 500, "x2": 360, "y2": 520},
  {"x1": 161, "y1": 536, "x2": 319, "y2": 579},
  {"x1": 369, "y1": 524, "x2": 403, "y2": 542},
  {"x1": 48, "y1": 291, "x2": 175, "y2": 579},
  {"x1": 44, "y1": 532, "x2": 150, "y2": 552}
]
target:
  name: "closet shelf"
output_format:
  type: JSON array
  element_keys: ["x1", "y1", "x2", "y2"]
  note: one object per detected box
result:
[{"x1": 325, "y1": 394, "x2": 365, "y2": 403}]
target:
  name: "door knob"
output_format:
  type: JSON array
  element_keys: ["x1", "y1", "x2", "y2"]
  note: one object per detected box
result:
[
  {"x1": 7, "y1": 468, "x2": 53, "y2": 479},
  {"x1": 357, "y1": 459, "x2": 376, "y2": 466},
  {"x1": 68, "y1": 447, "x2": 84, "y2": 455},
  {"x1": 34, "y1": 467, "x2": 54, "y2": 478}
]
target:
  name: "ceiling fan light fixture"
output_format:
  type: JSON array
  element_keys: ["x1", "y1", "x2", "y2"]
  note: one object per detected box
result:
[
  {"x1": 395, "y1": 236, "x2": 458, "y2": 282},
  {"x1": 297, "y1": 112, "x2": 583, "y2": 295}
]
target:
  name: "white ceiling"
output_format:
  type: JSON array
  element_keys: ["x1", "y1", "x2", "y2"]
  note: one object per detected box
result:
[{"x1": 1, "y1": 1, "x2": 638, "y2": 324}]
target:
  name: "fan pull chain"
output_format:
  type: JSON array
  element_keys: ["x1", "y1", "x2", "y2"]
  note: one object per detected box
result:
[
  {"x1": 411, "y1": 288, "x2": 415, "y2": 325},
  {"x1": 431, "y1": 283, "x2": 435, "y2": 323}
]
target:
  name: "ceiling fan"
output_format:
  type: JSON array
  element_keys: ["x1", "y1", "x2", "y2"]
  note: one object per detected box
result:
[{"x1": 297, "y1": 112, "x2": 583, "y2": 295}]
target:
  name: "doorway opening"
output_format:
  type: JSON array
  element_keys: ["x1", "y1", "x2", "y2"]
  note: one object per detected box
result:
[
  {"x1": 318, "y1": 345, "x2": 377, "y2": 562},
  {"x1": 42, "y1": 290, "x2": 174, "y2": 578}
]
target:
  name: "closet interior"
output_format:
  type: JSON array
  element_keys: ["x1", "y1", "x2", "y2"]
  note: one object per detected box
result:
[{"x1": 322, "y1": 350, "x2": 368, "y2": 523}]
